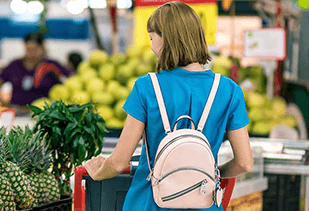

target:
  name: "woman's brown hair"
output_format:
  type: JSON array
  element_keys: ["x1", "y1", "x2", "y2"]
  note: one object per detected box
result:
[{"x1": 147, "y1": 1, "x2": 211, "y2": 73}]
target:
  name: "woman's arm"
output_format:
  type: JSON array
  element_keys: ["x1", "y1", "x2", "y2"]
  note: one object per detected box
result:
[
  {"x1": 219, "y1": 126, "x2": 254, "y2": 178},
  {"x1": 84, "y1": 114, "x2": 145, "y2": 181}
]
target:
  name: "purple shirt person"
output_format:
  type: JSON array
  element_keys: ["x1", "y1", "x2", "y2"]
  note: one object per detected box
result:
[{"x1": 0, "y1": 32, "x2": 73, "y2": 108}]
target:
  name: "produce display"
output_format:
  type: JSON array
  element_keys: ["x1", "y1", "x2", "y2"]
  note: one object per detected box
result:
[
  {"x1": 0, "y1": 126, "x2": 60, "y2": 210},
  {"x1": 212, "y1": 55, "x2": 298, "y2": 136},
  {"x1": 33, "y1": 45, "x2": 156, "y2": 129}
]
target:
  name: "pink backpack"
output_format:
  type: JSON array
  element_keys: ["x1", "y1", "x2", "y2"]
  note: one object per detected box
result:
[{"x1": 145, "y1": 72, "x2": 223, "y2": 209}]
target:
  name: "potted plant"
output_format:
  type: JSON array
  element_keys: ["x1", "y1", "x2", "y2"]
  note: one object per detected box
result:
[{"x1": 29, "y1": 100, "x2": 107, "y2": 195}]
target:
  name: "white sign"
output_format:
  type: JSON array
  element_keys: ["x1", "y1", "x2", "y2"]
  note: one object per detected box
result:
[
  {"x1": 244, "y1": 28, "x2": 286, "y2": 60},
  {"x1": 0, "y1": 109, "x2": 15, "y2": 132}
]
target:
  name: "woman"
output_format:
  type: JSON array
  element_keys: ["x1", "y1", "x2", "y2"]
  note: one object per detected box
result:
[
  {"x1": 0, "y1": 32, "x2": 73, "y2": 113},
  {"x1": 85, "y1": 2, "x2": 253, "y2": 210}
]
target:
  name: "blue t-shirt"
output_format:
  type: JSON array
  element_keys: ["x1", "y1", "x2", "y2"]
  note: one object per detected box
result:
[{"x1": 122, "y1": 68, "x2": 249, "y2": 211}]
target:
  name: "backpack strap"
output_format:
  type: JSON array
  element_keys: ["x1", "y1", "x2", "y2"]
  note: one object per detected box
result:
[
  {"x1": 197, "y1": 73, "x2": 221, "y2": 132},
  {"x1": 149, "y1": 72, "x2": 171, "y2": 134}
]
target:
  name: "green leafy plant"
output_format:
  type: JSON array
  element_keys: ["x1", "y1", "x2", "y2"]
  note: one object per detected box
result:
[{"x1": 29, "y1": 100, "x2": 107, "y2": 195}]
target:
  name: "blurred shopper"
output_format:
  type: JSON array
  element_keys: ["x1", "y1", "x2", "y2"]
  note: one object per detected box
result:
[
  {"x1": 0, "y1": 32, "x2": 73, "y2": 114},
  {"x1": 84, "y1": 2, "x2": 253, "y2": 211},
  {"x1": 67, "y1": 51, "x2": 83, "y2": 72}
]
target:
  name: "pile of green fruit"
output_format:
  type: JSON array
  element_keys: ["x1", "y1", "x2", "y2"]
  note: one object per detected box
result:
[
  {"x1": 212, "y1": 55, "x2": 298, "y2": 136},
  {"x1": 0, "y1": 126, "x2": 60, "y2": 211},
  {"x1": 32, "y1": 45, "x2": 156, "y2": 129},
  {"x1": 244, "y1": 91, "x2": 297, "y2": 135}
]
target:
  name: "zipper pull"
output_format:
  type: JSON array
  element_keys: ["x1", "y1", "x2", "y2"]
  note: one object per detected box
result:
[{"x1": 200, "y1": 180, "x2": 207, "y2": 194}]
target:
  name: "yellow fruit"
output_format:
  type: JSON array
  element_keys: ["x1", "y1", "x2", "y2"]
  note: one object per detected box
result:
[
  {"x1": 92, "y1": 92, "x2": 114, "y2": 105},
  {"x1": 280, "y1": 115, "x2": 298, "y2": 128},
  {"x1": 107, "y1": 80, "x2": 121, "y2": 97},
  {"x1": 252, "y1": 122, "x2": 271, "y2": 135},
  {"x1": 49, "y1": 84, "x2": 70, "y2": 101},
  {"x1": 99, "y1": 63, "x2": 115, "y2": 81},
  {"x1": 105, "y1": 117, "x2": 125, "y2": 128},
  {"x1": 246, "y1": 92, "x2": 265, "y2": 108},
  {"x1": 96, "y1": 105, "x2": 114, "y2": 121},
  {"x1": 85, "y1": 78, "x2": 105, "y2": 93},
  {"x1": 64, "y1": 76, "x2": 83, "y2": 92},
  {"x1": 136, "y1": 63, "x2": 152, "y2": 76},
  {"x1": 31, "y1": 98, "x2": 52, "y2": 110},
  {"x1": 114, "y1": 86, "x2": 130, "y2": 100},
  {"x1": 89, "y1": 50, "x2": 109, "y2": 67},
  {"x1": 126, "y1": 45, "x2": 143, "y2": 58},
  {"x1": 117, "y1": 65, "x2": 134, "y2": 82},
  {"x1": 126, "y1": 77, "x2": 138, "y2": 91},
  {"x1": 248, "y1": 107, "x2": 264, "y2": 122},
  {"x1": 77, "y1": 61, "x2": 91, "y2": 75},
  {"x1": 71, "y1": 91, "x2": 91, "y2": 105},
  {"x1": 271, "y1": 96, "x2": 286, "y2": 117},
  {"x1": 114, "y1": 99, "x2": 127, "y2": 120},
  {"x1": 110, "y1": 52, "x2": 127, "y2": 65}
]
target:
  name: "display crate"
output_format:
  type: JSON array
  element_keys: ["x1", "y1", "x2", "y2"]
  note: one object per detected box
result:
[
  {"x1": 263, "y1": 174, "x2": 301, "y2": 211},
  {"x1": 31, "y1": 195, "x2": 72, "y2": 211}
]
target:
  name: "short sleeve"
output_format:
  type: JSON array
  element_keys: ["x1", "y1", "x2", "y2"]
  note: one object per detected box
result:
[
  {"x1": 226, "y1": 86, "x2": 250, "y2": 131},
  {"x1": 123, "y1": 78, "x2": 147, "y2": 123}
]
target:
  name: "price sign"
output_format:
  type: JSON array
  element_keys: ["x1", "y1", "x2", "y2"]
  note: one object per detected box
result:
[
  {"x1": 0, "y1": 109, "x2": 16, "y2": 132},
  {"x1": 244, "y1": 28, "x2": 287, "y2": 60},
  {"x1": 134, "y1": 0, "x2": 218, "y2": 47}
]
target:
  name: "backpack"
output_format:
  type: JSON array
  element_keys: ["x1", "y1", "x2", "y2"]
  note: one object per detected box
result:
[{"x1": 144, "y1": 72, "x2": 223, "y2": 209}]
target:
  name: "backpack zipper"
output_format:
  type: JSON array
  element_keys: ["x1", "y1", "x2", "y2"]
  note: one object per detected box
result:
[
  {"x1": 154, "y1": 134, "x2": 212, "y2": 165},
  {"x1": 161, "y1": 179, "x2": 207, "y2": 202},
  {"x1": 153, "y1": 167, "x2": 214, "y2": 186}
]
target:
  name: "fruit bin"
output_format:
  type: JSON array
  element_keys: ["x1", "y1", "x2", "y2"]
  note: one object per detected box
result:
[{"x1": 31, "y1": 195, "x2": 73, "y2": 211}]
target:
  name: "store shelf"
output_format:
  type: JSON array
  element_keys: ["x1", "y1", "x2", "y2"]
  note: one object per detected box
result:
[
  {"x1": 231, "y1": 177, "x2": 268, "y2": 199},
  {"x1": 265, "y1": 163, "x2": 309, "y2": 175}
]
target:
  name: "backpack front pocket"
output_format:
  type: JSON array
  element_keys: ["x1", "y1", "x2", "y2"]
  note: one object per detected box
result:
[
  {"x1": 152, "y1": 167, "x2": 216, "y2": 209},
  {"x1": 162, "y1": 179, "x2": 207, "y2": 202}
]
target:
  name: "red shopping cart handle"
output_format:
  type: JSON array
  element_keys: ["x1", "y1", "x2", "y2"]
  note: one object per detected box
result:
[{"x1": 74, "y1": 165, "x2": 130, "y2": 211}]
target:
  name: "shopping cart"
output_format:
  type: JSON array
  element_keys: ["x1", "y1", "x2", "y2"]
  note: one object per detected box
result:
[{"x1": 74, "y1": 162, "x2": 236, "y2": 211}]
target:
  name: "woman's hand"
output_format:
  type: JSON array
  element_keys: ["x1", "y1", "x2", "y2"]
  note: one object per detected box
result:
[{"x1": 84, "y1": 155, "x2": 106, "y2": 180}]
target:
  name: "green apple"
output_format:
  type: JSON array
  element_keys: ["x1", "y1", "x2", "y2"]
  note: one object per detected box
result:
[
  {"x1": 246, "y1": 91, "x2": 265, "y2": 108},
  {"x1": 71, "y1": 91, "x2": 91, "y2": 105},
  {"x1": 110, "y1": 52, "x2": 127, "y2": 66},
  {"x1": 126, "y1": 77, "x2": 138, "y2": 91},
  {"x1": 143, "y1": 49, "x2": 156, "y2": 64},
  {"x1": 89, "y1": 50, "x2": 109, "y2": 67},
  {"x1": 114, "y1": 99, "x2": 127, "y2": 120},
  {"x1": 117, "y1": 65, "x2": 134, "y2": 82},
  {"x1": 126, "y1": 45, "x2": 143, "y2": 58},
  {"x1": 107, "y1": 80, "x2": 121, "y2": 96},
  {"x1": 92, "y1": 92, "x2": 114, "y2": 105},
  {"x1": 105, "y1": 117, "x2": 125, "y2": 129},
  {"x1": 96, "y1": 105, "x2": 114, "y2": 121},
  {"x1": 64, "y1": 75, "x2": 83, "y2": 92},
  {"x1": 31, "y1": 97, "x2": 52, "y2": 110},
  {"x1": 252, "y1": 121, "x2": 271, "y2": 135},
  {"x1": 85, "y1": 78, "x2": 105, "y2": 93},
  {"x1": 99, "y1": 63, "x2": 116, "y2": 81},
  {"x1": 136, "y1": 63, "x2": 152, "y2": 76},
  {"x1": 271, "y1": 96, "x2": 287, "y2": 117},
  {"x1": 248, "y1": 107, "x2": 264, "y2": 122},
  {"x1": 77, "y1": 61, "x2": 91, "y2": 75},
  {"x1": 49, "y1": 84, "x2": 70, "y2": 101}
]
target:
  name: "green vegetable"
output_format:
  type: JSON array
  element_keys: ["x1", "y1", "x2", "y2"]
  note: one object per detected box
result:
[{"x1": 29, "y1": 100, "x2": 108, "y2": 195}]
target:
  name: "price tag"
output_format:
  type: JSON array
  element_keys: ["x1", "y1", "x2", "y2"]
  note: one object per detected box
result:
[{"x1": 0, "y1": 109, "x2": 15, "y2": 132}]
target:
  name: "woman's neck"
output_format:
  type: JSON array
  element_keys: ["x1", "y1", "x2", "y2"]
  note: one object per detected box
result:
[
  {"x1": 181, "y1": 63, "x2": 204, "y2": 72},
  {"x1": 23, "y1": 57, "x2": 43, "y2": 70}
]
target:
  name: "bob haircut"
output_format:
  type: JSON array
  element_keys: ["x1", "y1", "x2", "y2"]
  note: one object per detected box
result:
[{"x1": 147, "y1": 1, "x2": 211, "y2": 73}]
